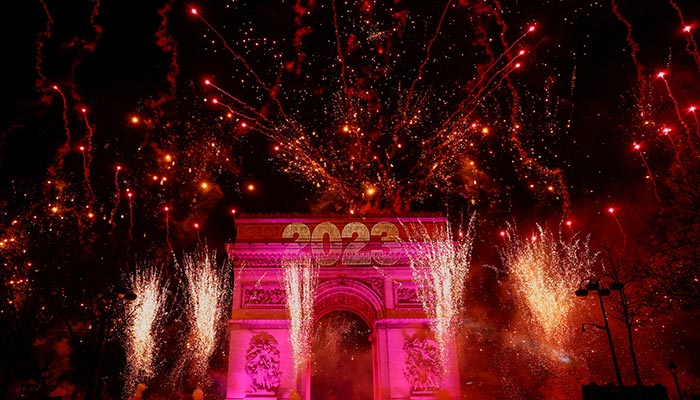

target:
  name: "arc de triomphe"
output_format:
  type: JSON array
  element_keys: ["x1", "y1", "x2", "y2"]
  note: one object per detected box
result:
[{"x1": 225, "y1": 214, "x2": 461, "y2": 400}]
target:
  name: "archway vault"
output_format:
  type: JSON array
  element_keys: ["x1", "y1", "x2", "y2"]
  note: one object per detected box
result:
[{"x1": 314, "y1": 279, "x2": 384, "y2": 329}]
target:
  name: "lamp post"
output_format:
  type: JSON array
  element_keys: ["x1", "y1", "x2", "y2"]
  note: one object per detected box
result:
[
  {"x1": 668, "y1": 359, "x2": 684, "y2": 400},
  {"x1": 576, "y1": 275, "x2": 624, "y2": 387}
]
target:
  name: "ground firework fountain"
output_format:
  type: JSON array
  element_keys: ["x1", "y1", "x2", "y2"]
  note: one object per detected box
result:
[
  {"x1": 182, "y1": 245, "x2": 231, "y2": 388},
  {"x1": 402, "y1": 214, "x2": 477, "y2": 374},
  {"x1": 123, "y1": 265, "x2": 167, "y2": 395},
  {"x1": 281, "y1": 254, "x2": 319, "y2": 387}
]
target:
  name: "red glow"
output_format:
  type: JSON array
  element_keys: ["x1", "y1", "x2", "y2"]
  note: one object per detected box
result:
[
  {"x1": 164, "y1": 206, "x2": 170, "y2": 212},
  {"x1": 684, "y1": 25, "x2": 692, "y2": 33},
  {"x1": 566, "y1": 220, "x2": 572, "y2": 227},
  {"x1": 231, "y1": 209, "x2": 237, "y2": 215},
  {"x1": 633, "y1": 143, "x2": 640, "y2": 150},
  {"x1": 657, "y1": 71, "x2": 666, "y2": 78},
  {"x1": 81, "y1": 108, "x2": 87, "y2": 113},
  {"x1": 608, "y1": 207, "x2": 615, "y2": 214},
  {"x1": 194, "y1": 223, "x2": 200, "y2": 229},
  {"x1": 690, "y1": 106, "x2": 696, "y2": 113},
  {"x1": 191, "y1": 8, "x2": 198, "y2": 14},
  {"x1": 528, "y1": 25, "x2": 536, "y2": 32},
  {"x1": 204, "y1": 79, "x2": 211, "y2": 85},
  {"x1": 212, "y1": 98, "x2": 218, "y2": 104},
  {"x1": 499, "y1": 230, "x2": 506, "y2": 237}
]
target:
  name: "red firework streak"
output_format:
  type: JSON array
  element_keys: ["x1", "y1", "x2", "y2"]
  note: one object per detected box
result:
[
  {"x1": 607, "y1": 207, "x2": 627, "y2": 249},
  {"x1": 49, "y1": 85, "x2": 72, "y2": 178},
  {"x1": 164, "y1": 206, "x2": 172, "y2": 254},
  {"x1": 109, "y1": 165, "x2": 122, "y2": 226},
  {"x1": 657, "y1": 72, "x2": 693, "y2": 144},
  {"x1": 127, "y1": 191, "x2": 134, "y2": 243},
  {"x1": 668, "y1": 0, "x2": 700, "y2": 73},
  {"x1": 611, "y1": 0, "x2": 646, "y2": 111},
  {"x1": 632, "y1": 143, "x2": 660, "y2": 202},
  {"x1": 689, "y1": 106, "x2": 700, "y2": 140},
  {"x1": 80, "y1": 108, "x2": 96, "y2": 207}
]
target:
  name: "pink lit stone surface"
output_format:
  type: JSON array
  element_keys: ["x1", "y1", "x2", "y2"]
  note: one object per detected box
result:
[{"x1": 226, "y1": 215, "x2": 461, "y2": 400}]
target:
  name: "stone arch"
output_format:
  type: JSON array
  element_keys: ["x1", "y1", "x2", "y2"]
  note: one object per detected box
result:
[
  {"x1": 226, "y1": 216, "x2": 462, "y2": 399},
  {"x1": 313, "y1": 278, "x2": 385, "y2": 328}
]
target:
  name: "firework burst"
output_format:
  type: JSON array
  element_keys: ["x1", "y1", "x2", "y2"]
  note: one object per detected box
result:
[
  {"x1": 499, "y1": 223, "x2": 597, "y2": 353},
  {"x1": 191, "y1": 3, "x2": 571, "y2": 214}
]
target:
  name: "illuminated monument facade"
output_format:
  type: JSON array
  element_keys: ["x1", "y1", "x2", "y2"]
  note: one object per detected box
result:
[{"x1": 225, "y1": 215, "x2": 461, "y2": 400}]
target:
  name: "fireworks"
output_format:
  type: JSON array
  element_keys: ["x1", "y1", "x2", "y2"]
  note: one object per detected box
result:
[
  {"x1": 3, "y1": 0, "x2": 700, "y2": 397},
  {"x1": 123, "y1": 265, "x2": 167, "y2": 393},
  {"x1": 182, "y1": 246, "x2": 231, "y2": 386},
  {"x1": 189, "y1": 3, "x2": 573, "y2": 213},
  {"x1": 402, "y1": 214, "x2": 476, "y2": 373},
  {"x1": 499, "y1": 223, "x2": 597, "y2": 351},
  {"x1": 282, "y1": 254, "x2": 319, "y2": 385}
]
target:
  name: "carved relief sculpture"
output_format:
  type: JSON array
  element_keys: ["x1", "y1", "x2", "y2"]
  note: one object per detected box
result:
[
  {"x1": 245, "y1": 333, "x2": 282, "y2": 392},
  {"x1": 243, "y1": 287, "x2": 286, "y2": 306},
  {"x1": 397, "y1": 286, "x2": 420, "y2": 305},
  {"x1": 403, "y1": 336, "x2": 442, "y2": 392}
]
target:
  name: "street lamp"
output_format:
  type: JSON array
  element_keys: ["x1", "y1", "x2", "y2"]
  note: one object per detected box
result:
[
  {"x1": 668, "y1": 359, "x2": 684, "y2": 400},
  {"x1": 576, "y1": 274, "x2": 624, "y2": 387}
]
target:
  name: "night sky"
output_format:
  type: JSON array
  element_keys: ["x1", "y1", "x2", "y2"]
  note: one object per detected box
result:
[{"x1": 2, "y1": 0, "x2": 700, "y2": 398}]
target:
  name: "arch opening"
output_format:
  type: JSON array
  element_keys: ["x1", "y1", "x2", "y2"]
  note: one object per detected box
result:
[{"x1": 310, "y1": 310, "x2": 373, "y2": 400}]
